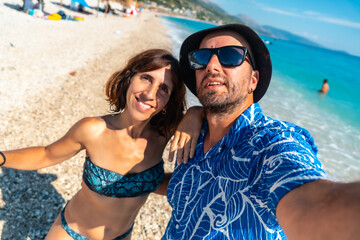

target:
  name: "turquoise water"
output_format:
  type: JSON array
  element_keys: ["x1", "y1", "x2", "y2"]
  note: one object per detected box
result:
[
  {"x1": 265, "y1": 36, "x2": 360, "y2": 130},
  {"x1": 161, "y1": 15, "x2": 360, "y2": 182}
]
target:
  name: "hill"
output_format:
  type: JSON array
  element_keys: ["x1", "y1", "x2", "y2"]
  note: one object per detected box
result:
[
  {"x1": 138, "y1": 0, "x2": 242, "y2": 24},
  {"x1": 262, "y1": 25, "x2": 322, "y2": 47},
  {"x1": 139, "y1": 0, "x2": 322, "y2": 48}
]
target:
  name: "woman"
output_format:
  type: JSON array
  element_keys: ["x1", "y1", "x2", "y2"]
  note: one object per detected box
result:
[{"x1": 0, "y1": 49, "x2": 199, "y2": 239}]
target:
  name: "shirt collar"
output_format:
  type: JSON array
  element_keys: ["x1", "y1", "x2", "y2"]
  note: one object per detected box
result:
[
  {"x1": 223, "y1": 103, "x2": 263, "y2": 148},
  {"x1": 197, "y1": 103, "x2": 263, "y2": 160}
]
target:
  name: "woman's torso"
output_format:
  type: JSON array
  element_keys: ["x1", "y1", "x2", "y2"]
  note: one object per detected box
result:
[{"x1": 64, "y1": 115, "x2": 167, "y2": 239}]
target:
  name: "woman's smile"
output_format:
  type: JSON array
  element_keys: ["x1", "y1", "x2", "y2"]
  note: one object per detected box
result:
[{"x1": 135, "y1": 96, "x2": 153, "y2": 112}]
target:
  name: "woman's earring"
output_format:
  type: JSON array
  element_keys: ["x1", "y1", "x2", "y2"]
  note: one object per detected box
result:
[
  {"x1": 162, "y1": 108, "x2": 167, "y2": 115},
  {"x1": 248, "y1": 88, "x2": 253, "y2": 94}
]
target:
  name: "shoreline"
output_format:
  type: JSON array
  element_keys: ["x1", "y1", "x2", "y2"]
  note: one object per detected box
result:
[
  {"x1": 0, "y1": 1, "x2": 175, "y2": 238},
  {"x1": 157, "y1": 12, "x2": 219, "y2": 25}
]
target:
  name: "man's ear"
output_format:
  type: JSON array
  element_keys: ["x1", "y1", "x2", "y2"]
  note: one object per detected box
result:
[{"x1": 250, "y1": 70, "x2": 259, "y2": 91}]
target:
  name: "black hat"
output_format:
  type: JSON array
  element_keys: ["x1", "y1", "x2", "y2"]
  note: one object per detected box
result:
[{"x1": 179, "y1": 24, "x2": 272, "y2": 102}]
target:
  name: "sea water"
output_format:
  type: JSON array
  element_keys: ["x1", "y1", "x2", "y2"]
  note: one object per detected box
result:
[{"x1": 161, "y1": 15, "x2": 360, "y2": 182}]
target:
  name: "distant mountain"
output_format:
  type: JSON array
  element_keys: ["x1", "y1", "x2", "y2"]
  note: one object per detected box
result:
[
  {"x1": 139, "y1": 0, "x2": 322, "y2": 48},
  {"x1": 199, "y1": 0, "x2": 227, "y2": 14},
  {"x1": 262, "y1": 25, "x2": 322, "y2": 47},
  {"x1": 234, "y1": 14, "x2": 322, "y2": 48},
  {"x1": 139, "y1": 0, "x2": 241, "y2": 24},
  {"x1": 235, "y1": 14, "x2": 272, "y2": 36}
]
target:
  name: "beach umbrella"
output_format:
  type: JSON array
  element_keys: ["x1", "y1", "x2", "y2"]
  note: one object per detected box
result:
[
  {"x1": 96, "y1": 0, "x2": 100, "y2": 17},
  {"x1": 59, "y1": 0, "x2": 90, "y2": 9},
  {"x1": 72, "y1": 0, "x2": 90, "y2": 8}
]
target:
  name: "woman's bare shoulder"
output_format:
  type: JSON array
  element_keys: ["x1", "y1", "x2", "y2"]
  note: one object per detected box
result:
[
  {"x1": 71, "y1": 116, "x2": 107, "y2": 140},
  {"x1": 76, "y1": 116, "x2": 106, "y2": 128}
]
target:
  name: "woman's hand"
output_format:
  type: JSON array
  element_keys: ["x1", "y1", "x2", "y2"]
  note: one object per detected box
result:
[{"x1": 168, "y1": 106, "x2": 203, "y2": 165}]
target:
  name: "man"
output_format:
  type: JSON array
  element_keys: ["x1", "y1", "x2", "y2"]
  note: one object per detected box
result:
[{"x1": 163, "y1": 24, "x2": 360, "y2": 239}]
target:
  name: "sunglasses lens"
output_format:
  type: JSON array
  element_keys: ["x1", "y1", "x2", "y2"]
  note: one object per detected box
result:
[
  {"x1": 189, "y1": 49, "x2": 212, "y2": 69},
  {"x1": 218, "y1": 47, "x2": 246, "y2": 67},
  {"x1": 188, "y1": 46, "x2": 248, "y2": 70}
]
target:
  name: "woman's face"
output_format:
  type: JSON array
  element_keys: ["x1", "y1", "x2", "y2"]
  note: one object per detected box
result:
[{"x1": 125, "y1": 65, "x2": 174, "y2": 122}]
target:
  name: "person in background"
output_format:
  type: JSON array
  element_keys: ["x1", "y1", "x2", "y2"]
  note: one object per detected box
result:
[
  {"x1": 23, "y1": 0, "x2": 33, "y2": 11},
  {"x1": 104, "y1": 0, "x2": 117, "y2": 16},
  {"x1": 164, "y1": 24, "x2": 360, "y2": 240},
  {"x1": 0, "y1": 49, "x2": 200, "y2": 240},
  {"x1": 318, "y1": 78, "x2": 329, "y2": 94}
]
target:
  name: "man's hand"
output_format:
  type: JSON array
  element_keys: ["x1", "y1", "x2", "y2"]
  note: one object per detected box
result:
[{"x1": 168, "y1": 106, "x2": 203, "y2": 165}]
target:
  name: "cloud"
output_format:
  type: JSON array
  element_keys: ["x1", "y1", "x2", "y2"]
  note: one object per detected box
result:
[
  {"x1": 262, "y1": 7, "x2": 300, "y2": 17},
  {"x1": 261, "y1": 6, "x2": 360, "y2": 29},
  {"x1": 317, "y1": 17, "x2": 360, "y2": 29},
  {"x1": 303, "y1": 11, "x2": 321, "y2": 16}
]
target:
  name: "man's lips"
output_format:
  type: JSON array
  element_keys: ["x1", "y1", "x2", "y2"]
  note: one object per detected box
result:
[
  {"x1": 205, "y1": 80, "x2": 224, "y2": 87},
  {"x1": 202, "y1": 77, "x2": 226, "y2": 90}
]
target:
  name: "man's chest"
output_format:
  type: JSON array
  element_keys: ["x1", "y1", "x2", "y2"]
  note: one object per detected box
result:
[{"x1": 167, "y1": 156, "x2": 257, "y2": 218}]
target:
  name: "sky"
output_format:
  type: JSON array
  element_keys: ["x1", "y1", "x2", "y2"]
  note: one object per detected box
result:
[{"x1": 209, "y1": 0, "x2": 360, "y2": 57}]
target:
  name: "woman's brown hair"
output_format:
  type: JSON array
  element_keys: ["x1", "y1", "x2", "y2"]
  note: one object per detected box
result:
[{"x1": 105, "y1": 49, "x2": 186, "y2": 139}]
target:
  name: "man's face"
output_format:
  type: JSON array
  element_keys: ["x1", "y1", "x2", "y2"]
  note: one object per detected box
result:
[{"x1": 195, "y1": 30, "x2": 258, "y2": 114}]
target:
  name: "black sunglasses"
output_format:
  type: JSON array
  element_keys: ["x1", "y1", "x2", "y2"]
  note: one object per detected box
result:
[{"x1": 188, "y1": 46, "x2": 254, "y2": 70}]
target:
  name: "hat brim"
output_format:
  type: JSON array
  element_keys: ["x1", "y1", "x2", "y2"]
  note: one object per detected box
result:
[{"x1": 179, "y1": 24, "x2": 272, "y2": 103}]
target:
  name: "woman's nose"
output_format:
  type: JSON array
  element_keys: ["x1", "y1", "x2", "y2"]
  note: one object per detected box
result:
[{"x1": 143, "y1": 85, "x2": 157, "y2": 100}]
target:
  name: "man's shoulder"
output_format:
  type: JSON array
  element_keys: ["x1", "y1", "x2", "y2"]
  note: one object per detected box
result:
[
  {"x1": 255, "y1": 115, "x2": 311, "y2": 137},
  {"x1": 236, "y1": 104, "x2": 312, "y2": 143},
  {"x1": 245, "y1": 115, "x2": 317, "y2": 152}
]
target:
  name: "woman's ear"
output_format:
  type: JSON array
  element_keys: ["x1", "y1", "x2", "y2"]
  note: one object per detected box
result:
[{"x1": 161, "y1": 108, "x2": 167, "y2": 115}]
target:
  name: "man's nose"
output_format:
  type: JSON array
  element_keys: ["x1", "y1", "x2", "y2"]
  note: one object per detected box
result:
[{"x1": 205, "y1": 54, "x2": 222, "y2": 73}]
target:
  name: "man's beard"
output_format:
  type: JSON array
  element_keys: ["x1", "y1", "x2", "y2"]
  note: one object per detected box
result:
[{"x1": 197, "y1": 73, "x2": 247, "y2": 115}]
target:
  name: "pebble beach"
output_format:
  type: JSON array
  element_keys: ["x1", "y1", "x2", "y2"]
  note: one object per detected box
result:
[{"x1": 0, "y1": 1, "x2": 175, "y2": 239}]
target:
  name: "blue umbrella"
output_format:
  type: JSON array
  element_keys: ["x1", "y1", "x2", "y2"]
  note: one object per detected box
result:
[{"x1": 72, "y1": 0, "x2": 90, "y2": 8}]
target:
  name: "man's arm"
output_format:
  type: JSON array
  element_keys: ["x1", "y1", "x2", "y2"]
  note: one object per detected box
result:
[
  {"x1": 276, "y1": 179, "x2": 360, "y2": 240},
  {"x1": 168, "y1": 106, "x2": 203, "y2": 165}
]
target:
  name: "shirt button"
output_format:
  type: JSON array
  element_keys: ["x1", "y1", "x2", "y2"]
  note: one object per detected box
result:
[
  {"x1": 185, "y1": 196, "x2": 189, "y2": 200},
  {"x1": 176, "y1": 224, "x2": 179, "y2": 229},
  {"x1": 196, "y1": 165, "x2": 200, "y2": 170}
]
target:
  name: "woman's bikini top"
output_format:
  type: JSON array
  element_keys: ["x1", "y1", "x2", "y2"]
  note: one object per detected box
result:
[{"x1": 82, "y1": 157, "x2": 165, "y2": 198}]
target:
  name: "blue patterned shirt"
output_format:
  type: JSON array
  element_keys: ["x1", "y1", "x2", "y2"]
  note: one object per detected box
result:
[{"x1": 163, "y1": 103, "x2": 327, "y2": 240}]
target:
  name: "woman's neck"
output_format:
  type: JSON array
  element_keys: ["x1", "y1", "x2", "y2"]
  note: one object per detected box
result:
[{"x1": 110, "y1": 111, "x2": 151, "y2": 139}]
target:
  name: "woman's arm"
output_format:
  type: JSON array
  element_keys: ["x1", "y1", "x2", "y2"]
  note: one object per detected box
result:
[
  {"x1": 154, "y1": 173, "x2": 172, "y2": 196},
  {"x1": 169, "y1": 106, "x2": 204, "y2": 165},
  {"x1": 0, "y1": 118, "x2": 94, "y2": 170},
  {"x1": 153, "y1": 107, "x2": 203, "y2": 196}
]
